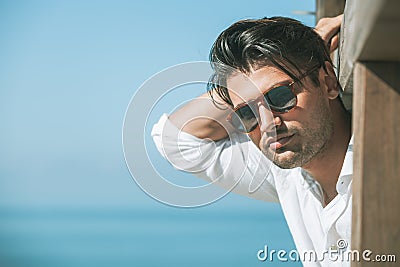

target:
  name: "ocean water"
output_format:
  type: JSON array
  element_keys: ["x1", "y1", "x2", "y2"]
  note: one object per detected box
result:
[{"x1": 0, "y1": 206, "x2": 301, "y2": 267}]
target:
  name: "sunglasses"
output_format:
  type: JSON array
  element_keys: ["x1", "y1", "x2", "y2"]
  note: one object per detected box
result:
[{"x1": 227, "y1": 66, "x2": 321, "y2": 133}]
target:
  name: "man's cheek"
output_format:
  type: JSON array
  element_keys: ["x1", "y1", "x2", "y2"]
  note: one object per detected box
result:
[{"x1": 248, "y1": 127, "x2": 261, "y2": 149}]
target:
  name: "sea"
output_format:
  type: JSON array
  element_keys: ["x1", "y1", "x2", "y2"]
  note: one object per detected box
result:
[{"x1": 0, "y1": 206, "x2": 301, "y2": 267}]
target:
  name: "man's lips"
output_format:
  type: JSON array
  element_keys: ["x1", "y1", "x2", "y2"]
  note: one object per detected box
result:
[{"x1": 266, "y1": 134, "x2": 295, "y2": 150}]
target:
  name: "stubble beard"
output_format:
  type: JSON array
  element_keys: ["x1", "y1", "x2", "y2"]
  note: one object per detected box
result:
[{"x1": 261, "y1": 101, "x2": 334, "y2": 169}]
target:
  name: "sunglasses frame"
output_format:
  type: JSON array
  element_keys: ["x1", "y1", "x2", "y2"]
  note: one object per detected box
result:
[{"x1": 226, "y1": 65, "x2": 321, "y2": 133}]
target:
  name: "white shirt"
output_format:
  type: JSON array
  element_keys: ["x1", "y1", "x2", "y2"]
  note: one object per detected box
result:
[{"x1": 152, "y1": 114, "x2": 353, "y2": 267}]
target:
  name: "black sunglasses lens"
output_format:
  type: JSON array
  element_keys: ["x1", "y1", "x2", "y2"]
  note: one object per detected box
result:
[
  {"x1": 232, "y1": 105, "x2": 258, "y2": 133},
  {"x1": 265, "y1": 85, "x2": 296, "y2": 112},
  {"x1": 230, "y1": 84, "x2": 297, "y2": 132}
]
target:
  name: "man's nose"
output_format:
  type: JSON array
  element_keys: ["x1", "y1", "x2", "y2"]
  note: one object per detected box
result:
[{"x1": 257, "y1": 102, "x2": 282, "y2": 133}]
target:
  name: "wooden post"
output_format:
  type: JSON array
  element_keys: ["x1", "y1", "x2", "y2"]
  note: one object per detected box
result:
[
  {"x1": 352, "y1": 62, "x2": 400, "y2": 266},
  {"x1": 316, "y1": 0, "x2": 346, "y2": 20},
  {"x1": 316, "y1": 0, "x2": 400, "y2": 264}
]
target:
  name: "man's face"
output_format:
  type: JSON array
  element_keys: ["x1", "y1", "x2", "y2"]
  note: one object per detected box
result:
[{"x1": 227, "y1": 65, "x2": 334, "y2": 169}]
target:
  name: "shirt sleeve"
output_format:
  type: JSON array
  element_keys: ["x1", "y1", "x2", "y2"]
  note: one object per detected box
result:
[{"x1": 151, "y1": 114, "x2": 279, "y2": 203}]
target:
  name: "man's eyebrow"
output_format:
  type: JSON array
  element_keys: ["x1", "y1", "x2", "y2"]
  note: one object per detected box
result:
[
  {"x1": 261, "y1": 79, "x2": 293, "y2": 92},
  {"x1": 233, "y1": 79, "x2": 293, "y2": 109}
]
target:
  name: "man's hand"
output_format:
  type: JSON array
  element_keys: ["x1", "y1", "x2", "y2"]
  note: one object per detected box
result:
[{"x1": 314, "y1": 14, "x2": 343, "y2": 52}]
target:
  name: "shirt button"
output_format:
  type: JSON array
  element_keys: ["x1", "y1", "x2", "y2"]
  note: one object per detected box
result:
[{"x1": 336, "y1": 176, "x2": 350, "y2": 195}]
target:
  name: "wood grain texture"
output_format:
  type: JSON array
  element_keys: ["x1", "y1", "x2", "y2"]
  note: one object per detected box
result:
[
  {"x1": 352, "y1": 62, "x2": 400, "y2": 266},
  {"x1": 316, "y1": 0, "x2": 346, "y2": 20}
]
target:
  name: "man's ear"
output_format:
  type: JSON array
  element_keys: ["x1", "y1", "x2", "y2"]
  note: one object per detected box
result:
[{"x1": 319, "y1": 61, "x2": 340, "y2": 99}]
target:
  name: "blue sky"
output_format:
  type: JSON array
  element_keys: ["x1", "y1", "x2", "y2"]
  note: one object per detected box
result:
[
  {"x1": 0, "y1": 0, "x2": 315, "y2": 209},
  {"x1": 0, "y1": 1, "x2": 318, "y2": 266}
]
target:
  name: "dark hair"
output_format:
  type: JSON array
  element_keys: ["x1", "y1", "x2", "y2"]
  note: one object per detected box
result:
[{"x1": 207, "y1": 17, "x2": 332, "y2": 106}]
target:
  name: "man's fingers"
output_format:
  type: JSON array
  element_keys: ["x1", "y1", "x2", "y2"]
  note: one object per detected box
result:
[
  {"x1": 329, "y1": 35, "x2": 339, "y2": 52},
  {"x1": 314, "y1": 14, "x2": 343, "y2": 51}
]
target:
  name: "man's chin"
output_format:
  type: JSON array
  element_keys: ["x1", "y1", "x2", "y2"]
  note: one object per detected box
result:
[{"x1": 266, "y1": 150, "x2": 300, "y2": 169}]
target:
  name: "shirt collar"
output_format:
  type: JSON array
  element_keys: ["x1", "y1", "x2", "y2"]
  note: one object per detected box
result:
[
  {"x1": 336, "y1": 135, "x2": 354, "y2": 195},
  {"x1": 300, "y1": 136, "x2": 354, "y2": 195}
]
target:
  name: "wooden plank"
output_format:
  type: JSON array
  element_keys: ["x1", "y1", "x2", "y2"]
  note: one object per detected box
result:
[
  {"x1": 316, "y1": 0, "x2": 346, "y2": 20},
  {"x1": 339, "y1": 0, "x2": 400, "y2": 93},
  {"x1": 352, "y1": 62, "x2": 400, "y2": 266}
]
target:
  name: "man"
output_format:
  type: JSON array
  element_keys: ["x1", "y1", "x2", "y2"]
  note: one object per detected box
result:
[{"x1": 152, "y1": 15, "x2": 351, "y2": 266}]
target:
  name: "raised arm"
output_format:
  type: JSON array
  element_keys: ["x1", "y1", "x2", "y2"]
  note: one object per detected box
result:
[{"x1": 168, "y1": 91, "x2": 234, "y2": 141}]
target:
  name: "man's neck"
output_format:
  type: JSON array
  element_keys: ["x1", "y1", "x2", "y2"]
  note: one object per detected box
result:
[{"x1": 302, "y1": 108, "x2": 352, "y2": 206}]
